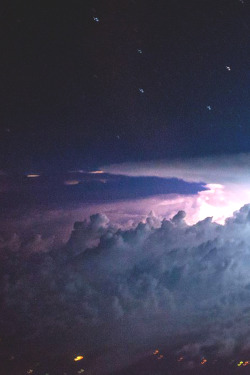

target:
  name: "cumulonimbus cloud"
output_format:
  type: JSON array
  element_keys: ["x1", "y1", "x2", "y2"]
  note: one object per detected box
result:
[{"x1": 2, "y1": 205, "x2": 250, "y2": 373}]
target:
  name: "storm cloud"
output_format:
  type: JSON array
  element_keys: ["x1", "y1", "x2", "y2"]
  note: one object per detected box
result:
[{"x1": 2, "y1": 204, "x2": 250, "y2": 373}]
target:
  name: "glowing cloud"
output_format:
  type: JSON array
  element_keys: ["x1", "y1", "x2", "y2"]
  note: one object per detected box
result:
[{"x1": 101, "y1": 153, "x2": 250, "y2": 223}]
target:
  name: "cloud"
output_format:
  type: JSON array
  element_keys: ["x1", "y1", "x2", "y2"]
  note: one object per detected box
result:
[
  {"x1": 101, "y1": 153, "x2": 250, "y2": 184},
  {"x1": 101, "y1": 153, "x2": 250, "y2": 223},
  {"x1": 3, "y1": 205, "x2": 250, "y2": 373}
]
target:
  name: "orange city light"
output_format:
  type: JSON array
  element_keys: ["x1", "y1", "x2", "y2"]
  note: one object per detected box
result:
[
  {"x1": 26, "y1": 174, "x2": 40, "y2": 178},
  {"x1": 243, "y1": 361, "x2": 250, "y2": 366},
  {"x1": 201, "y1": 358, "x2": 207, "y2": 365},
  {"x1": 74, "y1": 355, "x2": 84, "y2": 362},
  {"x1": 89, "y1": 170, "x2": 104, "y2": 174}
]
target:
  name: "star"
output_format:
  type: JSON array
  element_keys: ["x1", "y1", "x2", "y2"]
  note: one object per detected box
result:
[
  {"x1": 207, "y1": 105, "x2": 212, "y2": 111},
  {"x1": 137, "y1": 49, "x2": 143, "y2": 54},
  {"x1": 139, "y1": 88, "x2": 144, "y2": 93},
  {"x1": 226, "y1": 66, "x2": 231, "y2": 71},
  {"x1": 93, "y1": 17, "x2": 100, "y2": 22}
]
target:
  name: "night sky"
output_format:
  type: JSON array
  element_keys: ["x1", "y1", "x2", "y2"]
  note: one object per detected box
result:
[
  {"x1": 2, "y1": 1, "x2": 250, "y2": 375},
  {"x1": 1, "y1": 0, "x2": 250, "y2": 173}
]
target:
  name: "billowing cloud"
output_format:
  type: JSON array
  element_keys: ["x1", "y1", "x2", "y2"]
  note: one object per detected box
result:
[{"x1": 3, "y1": 205, "x2": 250, "y2": 373}]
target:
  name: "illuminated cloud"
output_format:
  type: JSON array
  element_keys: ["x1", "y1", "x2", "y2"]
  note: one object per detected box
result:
[
  {"x1": 155, "y1": 183, "x2": 250, "y2": 224},
  {"x1": 101, "y1": 153, "x2": 250, "y2": 223},
  {"x1": 101, "y1": 153, "x2": 250, "y2": 184},
  {"x1": 3, "y1": 205, "x2": 250, "y2": 372},
  {"x1": 3, "y1": 154, "x2": 250, "y2": 373}
]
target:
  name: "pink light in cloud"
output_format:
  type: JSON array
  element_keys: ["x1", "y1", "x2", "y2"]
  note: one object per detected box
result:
[
  {"x1": 3, "y1": 182, "x2": 250, "y2": 250},
  {"x1": 100, "y1": 153, "x2": 250, "y2": 224},
  {"x1": 156, "y1": 183, "x2": 250, "y2": 224},
  {"x1": 5, "y1": 151, "x2": 250, "y2": 245},
  {"x1": 72, "y1": 182, "x2": 250, "y2": 226}
]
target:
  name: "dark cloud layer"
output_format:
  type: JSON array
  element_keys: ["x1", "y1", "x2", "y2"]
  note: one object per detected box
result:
[
  {"x1": 2, "y1": 205, "x2": 250, "y2": 373},
  {"x1": 0, "y1": 172, "x2": 204, "y2": 209}
]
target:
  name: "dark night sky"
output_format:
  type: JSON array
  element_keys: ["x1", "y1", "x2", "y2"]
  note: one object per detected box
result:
[{"x1": 1, "y1": 0, "x2": 250, "y2": 173}]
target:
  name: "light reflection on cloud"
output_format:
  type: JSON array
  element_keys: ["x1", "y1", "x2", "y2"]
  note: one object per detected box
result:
[
  {"x1": 70, "y1": 182, "x2": 250, "y2": 226},
  {"x1": 101, "y1": 153, "x2": 250, "y2": 224},
  {"x1": 157, "y1": 183, "x2": 250, "y2": 224}
]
